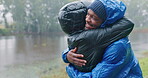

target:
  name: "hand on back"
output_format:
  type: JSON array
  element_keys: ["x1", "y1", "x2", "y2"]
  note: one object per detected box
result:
[{"x1": 67, "y1": 47, "x2": 87, "y2": 67}]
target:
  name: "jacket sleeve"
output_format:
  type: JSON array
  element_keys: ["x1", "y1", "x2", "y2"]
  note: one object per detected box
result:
[
  {"x1": 62, "y1": 48, "x2": 70, "y2": 63},
  {"x1": 84, "y1": 17, "x2": 134, "y2": 47}
]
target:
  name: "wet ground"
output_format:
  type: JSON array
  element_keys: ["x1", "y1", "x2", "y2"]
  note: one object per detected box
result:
[{"x1": 0, "y1": 29, "x2": 148, "y2": 78}]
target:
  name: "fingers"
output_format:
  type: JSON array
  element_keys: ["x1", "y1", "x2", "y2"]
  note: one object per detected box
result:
[
  {"x1": 67, "y1": 49, "x2": 87, "y2": 67},
  {"x1": 69, "y1": 49, "x2": 83, "y2": 58},
  {"x1": 74, "y1": 61, "x2": 85, "y2": 67},
  {"x1": 73, "y1": 57, "x2": 87, "y2": 66},
  {"x1": 72, "y1": 52, "x2": 84, "y2": 58},
  {"x1": 71, "y1": 47, "x2": 77, "y2": 53}
]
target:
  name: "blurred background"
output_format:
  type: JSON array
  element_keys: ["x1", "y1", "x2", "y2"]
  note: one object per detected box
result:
[{"x1": 0, "y1": 0, "x2": 148, "y2": 78}]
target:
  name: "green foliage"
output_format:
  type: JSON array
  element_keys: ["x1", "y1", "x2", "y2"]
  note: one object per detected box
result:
[
  {"x1": 1, "y1": 0, "x2": 147, "y2": 34},
  {"x1": 0, "y1": 29, "x2": 11, "y2": 35},
  {"x1": 1, "y1": 0, "x2": 71, "y2": 34}
]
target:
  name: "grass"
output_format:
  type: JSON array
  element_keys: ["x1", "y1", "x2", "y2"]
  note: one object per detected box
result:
[
  {"x1": 39, "y1": 58, "x2": 148, "y2": 78},
  {"x1": 39, "y1": 60, "x2": 69, "y2": 78},
  {"x1": 40, "y1": 51, "x2": 148, "y2": 78},
  {"x1": 0, "y1": 58, "x2": 69, "y2": 78},
  {"x1": 139, "y1": 57, "x2": 148, "y2": 78},
  {"x1": 1, "y1": 53, "x2": 147, "y2": 78}
]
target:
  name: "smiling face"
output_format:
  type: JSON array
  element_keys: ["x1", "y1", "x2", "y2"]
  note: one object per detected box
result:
[{"x1": 85, "y1": 9, "x2": 103, "y2": 30}]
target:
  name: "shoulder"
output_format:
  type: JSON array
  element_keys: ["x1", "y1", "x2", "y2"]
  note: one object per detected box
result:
[{"x1": 107, "y1": 37, "x2": 129, "y2": 48}]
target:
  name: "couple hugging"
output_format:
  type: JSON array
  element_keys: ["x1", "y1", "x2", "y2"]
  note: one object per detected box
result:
[{"x1": 58, "y1": 0, "x2": 143, "y2": 78}]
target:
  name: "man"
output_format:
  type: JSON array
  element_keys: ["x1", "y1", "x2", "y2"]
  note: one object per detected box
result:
[{"x1": 60, "y1": 0, "x2": 143, "y2": 78}]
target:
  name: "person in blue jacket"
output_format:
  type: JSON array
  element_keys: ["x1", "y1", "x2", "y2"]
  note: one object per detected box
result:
[
  {"x1": 58, "y1": 0, "x2": 134, "y2": 72},
  {"x1": 61, "y1": 0, "x2": 143, "y2": 78}
]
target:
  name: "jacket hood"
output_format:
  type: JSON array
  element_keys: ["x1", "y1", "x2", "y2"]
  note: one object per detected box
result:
[
  {"x1": 97, "y1": 0, "x2": 126, "y2": 27},
  {"x1": 58, "y1": 1, "x2": 88, "y2": 35}
]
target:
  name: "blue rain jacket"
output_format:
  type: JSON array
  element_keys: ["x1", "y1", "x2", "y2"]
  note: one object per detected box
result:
[
  {"x1": 63, "y1": 37, "x2": 143, "y2": 78},
  {"x1": 61, "y1": 0, "x2": 143, "y2": 77}
]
